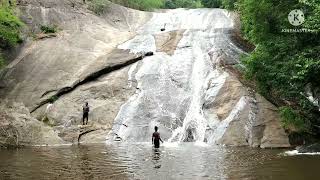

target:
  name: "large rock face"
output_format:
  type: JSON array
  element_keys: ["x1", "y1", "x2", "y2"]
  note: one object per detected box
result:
[{"x1": 0, "y1": 0, "x2": 289, "y2": 147}]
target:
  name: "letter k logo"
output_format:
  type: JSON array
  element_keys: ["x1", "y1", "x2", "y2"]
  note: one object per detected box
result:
[{"x1": 288, "y1": 9, "x2": 305, "y2": 26}]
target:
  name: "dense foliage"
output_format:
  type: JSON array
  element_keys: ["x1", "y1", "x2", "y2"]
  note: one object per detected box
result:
[
  {"x1": 201, "y1": 0, "x2": 221, "y2": 8},
  {"x1": 0, "y1": 0, "x2": 23, "y2": 68},
  {"x1": 121, "y1": 0, "x2": 164, "y2": 10},
  {"x1": 0, "y1": 1, "x2": 23, "y2": 48},
  {"x1": 164, "y1": 0, "x2": 203, "y2": 8},
  {"x1": 88, "y1": 0, "x2": 165, "y2": 13},
  {"x1": 237, "y1": 0, "x2": 320, "y2": 137},
  {"x1": 164, "y1": 0, "x2": 237, "y2": 9},
  {"x1": 280, "y1": 107, "x2": 308, "y2": 132}
]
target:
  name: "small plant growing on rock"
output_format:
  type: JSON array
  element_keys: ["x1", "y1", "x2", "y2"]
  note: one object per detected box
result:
[
  {"x1": 88, "y1": 0, "x2": 110, "y2": 15},
  {"x1": 40, "y1": 25, "x2": 58, "y2": 34},
  {"x1": 49, "y1": 95, "x2": 58, "y2": 103},
  {"x1": 42, "y1": 116, "x2": 55, "y2": 127}
]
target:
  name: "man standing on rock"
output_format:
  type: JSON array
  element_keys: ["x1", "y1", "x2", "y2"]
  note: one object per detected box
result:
[
  {"x1": 82, "y1": 102, "x2": 90, "y2": 125},
  {"x1": 152, "y1": 126, "x2": 163, "y2": 148}
]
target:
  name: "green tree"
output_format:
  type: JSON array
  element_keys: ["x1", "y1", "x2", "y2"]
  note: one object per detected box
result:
[
  {"x1": 201, "y1": 0, "x2": 222, "y2": 8},
  {"x1": 164, "y1": 0, "x2": 203, "y2": 9},
  {"x1": 239, "y1": 0, "x2": 320, "y2": 136},
  {"x1": 221, "y1": 0, "x2": 237, "y2": 10},
  {"x1": 128, "y1": 0, "x2": 165, "y2": 10},
  {"x1": 110, "y1": 0, "x2": 165, "y2": 11}
]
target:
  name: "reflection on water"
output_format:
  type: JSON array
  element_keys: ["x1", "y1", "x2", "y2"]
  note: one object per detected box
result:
[
  {"x1": 0, "y1": 143, "x2": 320, "y2": 179},
  {"x1": 152, "y1": 148, "x2": 162, "y2": 169}
]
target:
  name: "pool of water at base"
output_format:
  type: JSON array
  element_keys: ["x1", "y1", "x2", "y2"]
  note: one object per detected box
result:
[{"x1": 0, "y1": 143, "x2": 320, "y2": 180}]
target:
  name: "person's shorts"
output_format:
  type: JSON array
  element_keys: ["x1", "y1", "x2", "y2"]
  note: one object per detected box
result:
[
  {"x1": 154, "y1": 140, "x2": 160, "y2": 148},
  {"x1": 83, "y1": 112, "x2": 88, "y2": 118}
]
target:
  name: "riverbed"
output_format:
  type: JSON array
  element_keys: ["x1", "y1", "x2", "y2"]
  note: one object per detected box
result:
[{"x1": 0, "y1": 143, "x2": 319, "y2": 179}]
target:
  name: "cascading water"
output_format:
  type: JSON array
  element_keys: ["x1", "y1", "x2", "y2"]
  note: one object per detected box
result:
[{"x1": 107, "y1": 9, "x2": 245, "y2": 144}]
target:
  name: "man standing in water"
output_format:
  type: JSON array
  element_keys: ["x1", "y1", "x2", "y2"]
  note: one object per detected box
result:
[
  {"x1": 152, "y1": 126, "x2": 163, "y2": 148},
  {"x1": 82, "y1": 102, "x2": 90, "y2": 125}
]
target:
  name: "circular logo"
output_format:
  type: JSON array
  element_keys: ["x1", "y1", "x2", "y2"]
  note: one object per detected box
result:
[{"x1": 288, "y1": 9, "x2": 305, "y2": 26}]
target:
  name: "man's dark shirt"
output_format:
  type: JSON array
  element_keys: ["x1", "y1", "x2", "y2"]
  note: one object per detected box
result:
[{"x1": 83, "y1": 105, "x2": 89, "y2": 114}]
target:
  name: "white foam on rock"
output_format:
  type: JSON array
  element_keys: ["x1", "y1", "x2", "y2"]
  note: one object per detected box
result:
[
  {"x1": 118, "y1": 34, "x2": 157, "y2": 54},
  {"x1": 284, "y1": 150, "x2": 320, "y2": 156}
]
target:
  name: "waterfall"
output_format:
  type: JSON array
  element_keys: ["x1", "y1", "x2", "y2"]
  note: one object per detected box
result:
[{"x1": 107, "y1": 9, "x2": 245, "y2": 144}]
